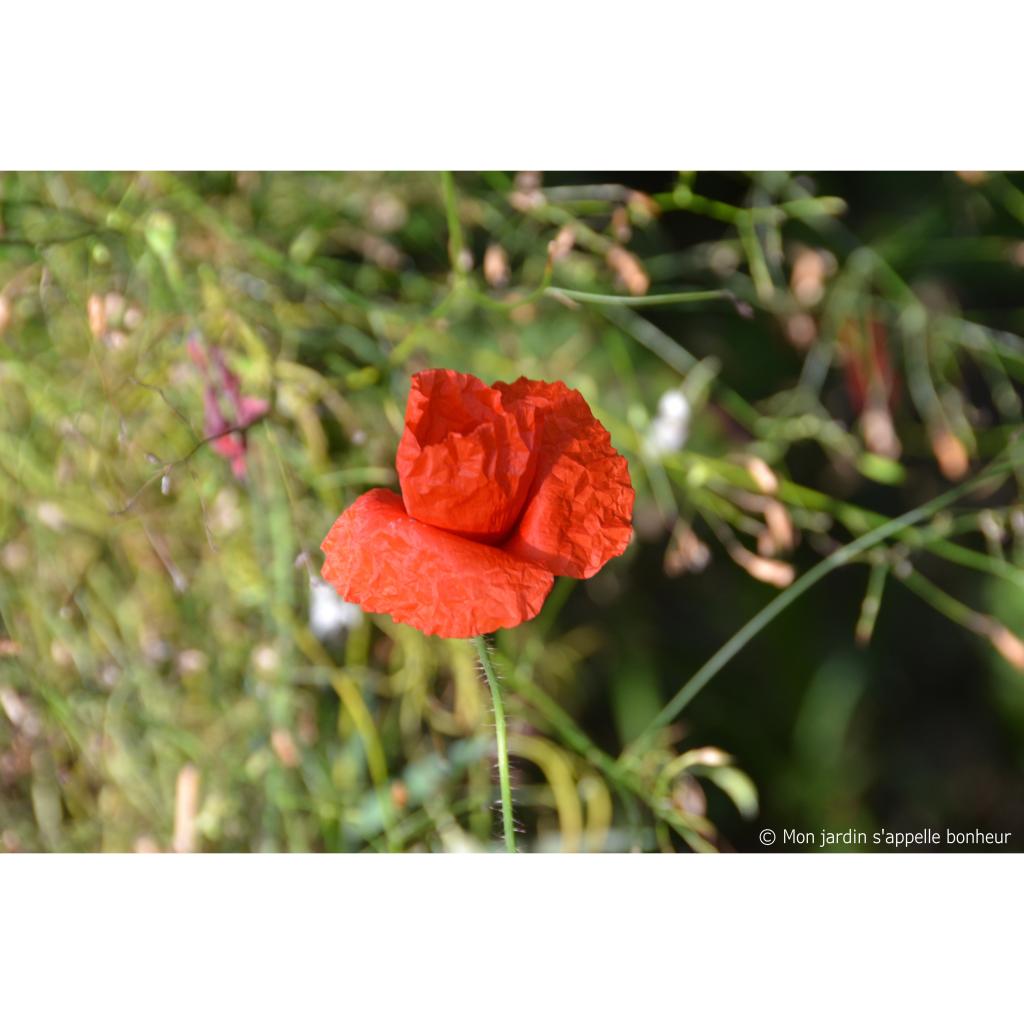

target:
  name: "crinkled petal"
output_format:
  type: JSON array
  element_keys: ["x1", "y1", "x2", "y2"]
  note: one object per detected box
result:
[
  {"x1": 396, "y1": 369, "x2": 539, "y2": 543},
  {"x1": 495, "y1": 378, "x2": 635, "y2": 578},
  {"x1": 321, "y1": 489, "x2": 554, "y2": 638}
]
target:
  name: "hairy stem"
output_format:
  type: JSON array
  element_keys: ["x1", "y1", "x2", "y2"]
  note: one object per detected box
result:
[{"x1": 472, "y1": 635, "x2": 517, "y2": 852}]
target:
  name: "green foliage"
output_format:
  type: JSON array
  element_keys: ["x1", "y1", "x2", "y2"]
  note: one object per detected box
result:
[{"x1": 1, "y1": 171, "x2": 1023, "y2": 852}]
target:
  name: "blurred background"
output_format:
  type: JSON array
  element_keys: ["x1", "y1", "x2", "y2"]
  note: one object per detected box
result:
[{"x1": 1, "y1": 170, "x2": 1023, "y2": 852}]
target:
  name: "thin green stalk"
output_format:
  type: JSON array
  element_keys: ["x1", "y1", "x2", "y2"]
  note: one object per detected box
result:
[
  {"x1": 472, "y1": 636, "x2": 517, "y2": 852},
  {"x1": 898, "y1": 568, "x2": 990, "y2": 634},
  {"x1": 855, "y1": 557, "x2": 890, "y2": 647},
  {"x1": 737, "y1": 214, "x2": 775, "y2": 302},
  {"x1": 440, "y1": 171, "x2": 466, "y2": 276},
  {"x1": 545, "y1": 286, "x2": 730, "y2": 307}
]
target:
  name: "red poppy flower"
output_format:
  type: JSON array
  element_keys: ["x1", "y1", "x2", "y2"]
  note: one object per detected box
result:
[{"x1": 321, "y1": 369, "x2": 635, "y2": 637}]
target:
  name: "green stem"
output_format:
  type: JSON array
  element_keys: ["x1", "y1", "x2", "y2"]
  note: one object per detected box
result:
[
  {"x1": 898, "y1": 568, "x2": 990, "y2": 634},
  {"x1": 472, "y1": 636, "x2": 517, "y2": 852},
  {"x1": 496, "y1": 658, "x2": 716, "y2": 852},
  {"x1": 545, "y1": 287, "x2": 730, "y2": 307},
  {"x1": 440, "y1": 171, "x2": 465, "y2": 277}
]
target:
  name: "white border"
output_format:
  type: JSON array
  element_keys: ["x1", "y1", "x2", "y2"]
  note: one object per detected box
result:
[
  {"x1": 4, "y1": 2, "x2": 1023, "y2": 168},
  {"x1": 2, "y1": 854, "x2": 1019, "y2": 1021}
]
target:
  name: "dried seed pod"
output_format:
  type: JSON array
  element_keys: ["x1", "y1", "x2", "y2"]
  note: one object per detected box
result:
[
  {"x1": 367, "y1": 193, "x2": 408, "y2": 233},
  {"x1": 664, "y1": 525, "x2": 711, "y2": 577},
  {"x1": 681, "y1": 746, "x2": 732, "y2": 767},
  {"x1": 790, "y1": 247, "x2": 831, "y2": 306},
  {"x1": 861, "y1": 401, "x2": 902, "y2": 459},
  {"x1": 611, "y1": 206, "x2": 632, "y2": 242},
  {"x1": 764, "y1": 499, "x2": 795, "y2": 552},
  {"x1": 510, "y1": 172, "x2": 544, "y2": 213},
  {"x1": 0, "y1": 685, "x2": 36, "y2": 733},
  {"x1": 271, "y1": 728, "x2": 300, "y2": 768},
  {"x1": 87, "y1": 293, "x2": 107, "y2": 339},
  {"x1": 483, "y1": 243, "x2": 510, "y2": 288},
  {"x1": 606, "y1": 245, "x2": 649, "y2": 296},
  {"x1": 1010, "y1": 507, "x2": 1024, "y2": 538},
  {"x1": 785, "y1": 312, "x2": 817, "y2": 350},
  {"x1": 172, "y1": 764, "x2": 201, "y2": 853},
  {"x1": 390, "y1": 780, "x2": 409, "y2": 810},
  {"x1": 930, "y1": 428, "x2": 969, "y2": 480},
  {"x1": 744, "y1": 456, "x2": 779, "y2": 495},
  {"x1": 729, "y1": 544, "x2": 795, "y2": 588},
  {"x1": 177, "y1": 648, "x2": 208, "y2": 675},
  {"x1": 988, "y1": 623, "x2": 1024, "y2": 672},
  {"x1": 627, "y1": 190, "x2": 660, "y2": 223},
  {"x1": 548, "y1": 225, "x2": 576, "y2": 262},
  {"x1": 977, "y1": 510, "x2": 1006, "y2": 545}
]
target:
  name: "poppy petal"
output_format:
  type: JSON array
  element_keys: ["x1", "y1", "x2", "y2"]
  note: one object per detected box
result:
[
  {"x1": 495, "y1": 378, "x2": 635, "y2": 578},
  {"x1": 321, "y1": 488, "x2": 554, "y2": 638},
  {"x1": 396, "y1": 369, "x2": 539, "y2": 543}
]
